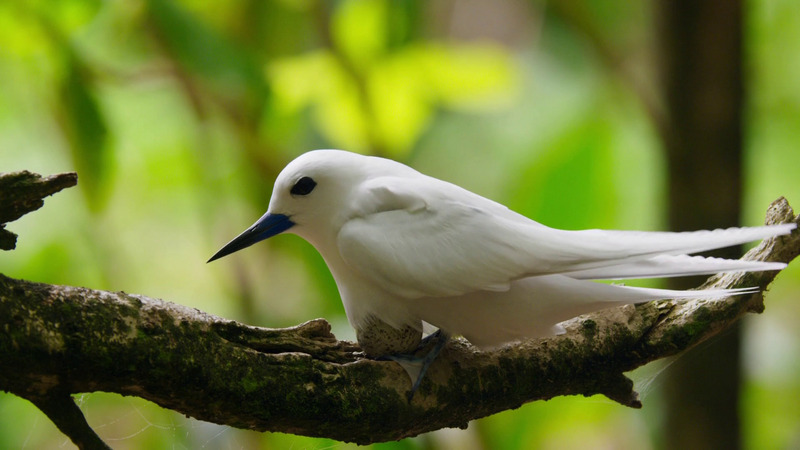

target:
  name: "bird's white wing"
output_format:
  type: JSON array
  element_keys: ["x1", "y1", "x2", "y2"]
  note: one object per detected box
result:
[
  {"x1": 338, "y1": 177, "x2": 794, "y2": 299},
  {"x1": 339, "y1": 177, "x2": 564, "y2": 298},
  {"x1": 338, "y1": 209, "x2": 520, "y2": 297}
]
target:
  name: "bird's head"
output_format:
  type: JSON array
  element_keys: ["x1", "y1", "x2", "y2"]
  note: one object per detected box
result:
[{"x1": 208, "y1": 149, "x2": 385, "y2": 262}]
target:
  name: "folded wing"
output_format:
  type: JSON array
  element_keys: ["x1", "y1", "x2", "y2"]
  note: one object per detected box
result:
[{"x1": 338, "y1": 179, "x2": 794, "y2": 299}]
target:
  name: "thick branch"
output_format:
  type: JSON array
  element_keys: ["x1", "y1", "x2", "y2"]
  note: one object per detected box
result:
[{"x1": 0, "y1": 196, "x2": 797, "y2": 444}]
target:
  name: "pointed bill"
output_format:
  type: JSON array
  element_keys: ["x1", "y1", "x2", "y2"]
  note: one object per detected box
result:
[{"x1": 207, "y1": 213, "x2": 294, "y2": 263}]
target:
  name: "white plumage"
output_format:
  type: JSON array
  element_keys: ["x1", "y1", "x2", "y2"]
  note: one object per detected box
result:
[{"x1": 209, "y1": 149, "x2": 793, "y2": 353}]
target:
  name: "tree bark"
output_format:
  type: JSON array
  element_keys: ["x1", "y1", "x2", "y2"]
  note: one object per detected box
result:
[
  {"x1": 0, "y1": 171, "x2": 77, "y2": 250},
  {"x1": 1, "y1": 172, "x2": 798, "y2": 447}
]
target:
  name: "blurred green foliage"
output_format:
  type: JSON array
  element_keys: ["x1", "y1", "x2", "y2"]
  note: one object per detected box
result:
[{"x1": 0, "y1": 0, "x2": 798, "y2": 448}]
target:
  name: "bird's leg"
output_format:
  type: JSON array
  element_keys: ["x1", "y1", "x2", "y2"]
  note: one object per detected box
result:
[
  {"x1": 381, "y1": 330, "x2": 451, "y2": 400},
  {"x1": 409, "y1": 330, "x2": 450, "y2": 399}
]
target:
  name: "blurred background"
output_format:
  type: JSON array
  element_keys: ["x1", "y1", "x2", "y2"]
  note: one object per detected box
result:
[{"x1": 1, "y1": 0, "x2": 798, "y2": 448}]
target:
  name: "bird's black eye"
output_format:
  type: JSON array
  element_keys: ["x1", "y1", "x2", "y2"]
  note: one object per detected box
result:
[{"x1": 290, "y1": 176, "x2": 317, "y2": 196}]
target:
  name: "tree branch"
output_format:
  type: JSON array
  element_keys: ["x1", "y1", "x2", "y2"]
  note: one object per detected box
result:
[
  {"x1": 0, "y1": 171, "x2": 797, "y2": 446},
  {"x1": 0, "y1": 171, "x2": 77, "y2": 250},
  {"x1": 26, "y1": 392, "x2": 111, "y2": 450}
]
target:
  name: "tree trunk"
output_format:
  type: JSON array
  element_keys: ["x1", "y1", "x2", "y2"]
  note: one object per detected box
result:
[{"x1": 658, "y1": 1, "x2": 744, "y2": 449}]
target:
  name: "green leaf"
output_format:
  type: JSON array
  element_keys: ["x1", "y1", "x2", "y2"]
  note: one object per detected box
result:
[
  {"x1": 368, "y1": 44, "x2": 516, "y2": 155},
  {"x1": 367, "y1": 53, "x2": 432, "y2": 155},
  {"x1": 58, "y1": 50, "x2": 110, "y2": 212},
  {"x1": 0, "y1": 2, "x2": 51, "y2": 57},
  {"x1": 417, "y1": 44, "x2": 516, "y2": 110},
  {"x1": 331, "y1": 0, "x2": 388, "y2": 70},
  {"x1": 267, "y1": 51, "x2": 370, "y2": 151}
]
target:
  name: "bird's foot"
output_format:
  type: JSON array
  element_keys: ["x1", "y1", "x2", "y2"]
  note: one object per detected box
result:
[{"x1": 379, "y1": 330, "x2": 450, "y2": 401}]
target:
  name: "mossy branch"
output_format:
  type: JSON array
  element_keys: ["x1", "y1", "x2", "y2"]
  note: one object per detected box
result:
[{"x1": 0, "y1": 171, "x2": 798, "y2": 446}]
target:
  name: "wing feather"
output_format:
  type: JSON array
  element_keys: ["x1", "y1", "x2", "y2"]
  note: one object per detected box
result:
[
  {"x1": 339, "y1": 204, "x2": 529, "y2": 298},
  {"x1": 337, "y1": 178, "x2": 795, "y2": 299}
]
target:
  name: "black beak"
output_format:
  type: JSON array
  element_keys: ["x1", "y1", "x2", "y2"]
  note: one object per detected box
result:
[{"x1": 207, "y1": 213, "x2": 294, "y2": 263}]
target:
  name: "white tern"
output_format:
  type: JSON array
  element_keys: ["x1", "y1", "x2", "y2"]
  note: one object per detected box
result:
[{"x1": 209, "y1": 149, "x2": 794, "y2": 394}]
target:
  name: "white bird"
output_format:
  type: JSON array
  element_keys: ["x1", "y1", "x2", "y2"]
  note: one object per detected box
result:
[{"x1": 209, "y1": 149, "x2": 793, "y2": 393}]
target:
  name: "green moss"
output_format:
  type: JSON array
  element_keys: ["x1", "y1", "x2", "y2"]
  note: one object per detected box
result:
[
  {"x1": 661, "y1": 305, "x2": 715, "y2": 350},
  {"x1": 581, "y1": 319, "x2": 598, "y2": 339},
  {"x1": 239, "y1": 373, "x2": 264, "y2": 393}
]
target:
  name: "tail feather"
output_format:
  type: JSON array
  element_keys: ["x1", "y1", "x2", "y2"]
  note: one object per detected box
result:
[
  {"x1": 562, "y1": 254, "x2": 787, "y2": 280},
  {"x1": 562, "y1": 223, "x2": 795, "y2": 266}
]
